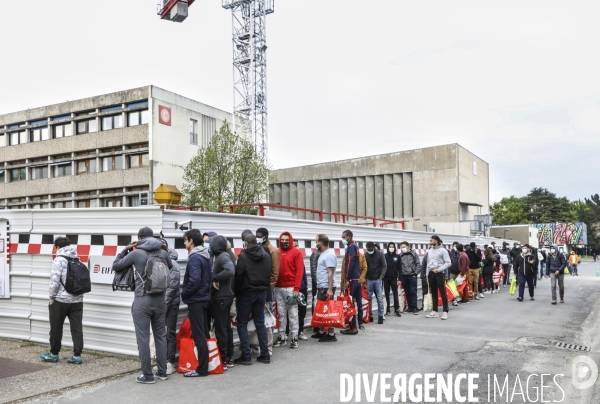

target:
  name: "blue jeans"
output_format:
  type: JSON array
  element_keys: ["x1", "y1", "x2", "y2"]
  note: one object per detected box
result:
[
  {"x1": 401, "y1": 275, "x2": 418, "y2": 310},
  {"x1": 367, "y1": 279, "x2": 384, "y2": 318},
  {"x1": 349, "y1": 280, "x2": 363, "y2": 328},
  {"x1": 539, "y1": 263, "x2": 546, "y2": 279},
  {"x1": 518, "y1": 275, "x2": 534, "y2": 298},
  {"x1": 236, "y1": 293, "x2": 268, "y2": 358},
  {"x1": 571, "y1": 264, "x2": 578, "y2": 275}
]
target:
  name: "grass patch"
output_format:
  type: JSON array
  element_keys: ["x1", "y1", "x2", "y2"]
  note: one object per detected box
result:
[{"x1": 19, "y1": 342, "x2": 35, "y2": 348}]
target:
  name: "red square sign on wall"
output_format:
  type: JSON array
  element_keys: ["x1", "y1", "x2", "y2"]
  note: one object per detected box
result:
[{"x1": 159, "y1": 105, "x2": 172, "y2": 126}]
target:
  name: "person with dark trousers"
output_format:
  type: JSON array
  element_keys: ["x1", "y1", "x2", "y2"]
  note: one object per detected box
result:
[
  {"x1": 340, "y1": 230, "x2": 364, "y2": 335},
  {"x1": 312, "y1": 234, "x2": 338, "y2": 342},
  {"x1": 456, "y1": 244, "x2": 471, "y2": 303},
  {"x1": 499, "y1": 242, "x2": 512, "y2": 287},
  {"x1": 234, "y1": 234, "x2": 272, "y2": 365},
  {"x1": 112, "y1": 227, "x2": 173, "y2": 383},
  {"x1": 482, "y1": 248, "x2": 496, "y2": 295},
  {"x1": 383, "y1": 242, "x2": 401, "y2": 316},
  {"x1": 364, "y1": 241, "x2": 387, "y2": 324},
  {"x1": 41, "y1": 237, "x2": 85, "y2": 365},
  {"x1": 287, "y1": 239, "x2": 308, "y2": 340},
  {"x1": 425, "y1": 235, "x2": 451, "y2": 320},
  {"x1": 399, "y1": 241, "x2": 420, "y2": 314},
  {"x1": 514, "y1": 244, "x2": 537, "y2": 301},
  {"x1": 180, "y1": 228, "x2": 212, "y2": 377},
  {"x1": 449, "y1": 242, "x2": 460, "y2": 281},
  {"x1": 545, "y1": 244, "x2": 567, "y2": 304},
  {"x1": 208, "y1": 235, "x2": 235, "y2": 371},
  {"x1": 154, "y1": 239, "x2": 180, "y2": 376},
  {"x1": 309, "y1": 243, "x2": 322, "y2": 333}
]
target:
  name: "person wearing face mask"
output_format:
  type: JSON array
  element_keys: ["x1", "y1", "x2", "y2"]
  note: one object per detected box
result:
[
  {"x1": 312, "y1": 234, "x2": 338, "y2": 342},
  {"x1": 364, "y1": 242, "x2": 387, "y2": 324},
  {"x1": 399, "y1": 241, "x2": 421, "y2": 314},
  {"x1": 466, "y1": 242, "x2": 482, "y2": 300},
  {"x1": 340, "y1": 230, "x2": 366, "y2": 335},
  {"x1": 383, "y1": 242, "x2": 401, "y2": 317},
  {"x1": 255, "y1": 228, "x2": 280, "y2": 290},
  {"x1": 513, "y1": 244, "x2": 537, "y2": 302},
  {"x1": 545, "y1": 244, "x2": 567, "y2": 304},
  {"x1": 425, "y1": 235, "x2": 452, "y2": 320},
  {"x1": 569, "y1": 251, "x2": 580, "y2": 276},
  {"x1": 273, "y1": 232, "x2": 304, "y2": 349},
  {"x1": 309, "y1": 239, "x2": 322, "y2": 334},
  {"x1": 449, "y1": 242, "x2": 461, "y2": 281},
  {"x1": 499, "y1": 242, "x2": 512, "y2": 288}
]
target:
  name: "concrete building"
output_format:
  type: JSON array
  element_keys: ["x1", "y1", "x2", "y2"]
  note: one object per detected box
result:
[
  {"x1": 490, "y1": 225, "x2": 539, "y2": 247},
  {"x1": 0, "y1": 86, "x2": 231, "y2": 209},
  {"x1": 271, "y1": 144, "x2": 489, "y2": 232}
]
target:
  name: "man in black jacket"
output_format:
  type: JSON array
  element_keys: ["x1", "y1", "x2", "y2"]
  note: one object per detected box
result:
[
  {"x1": 513, "y1": 244, "x2": 537, "y2": 302},
  {"x1": 466, "y1": 242, "x2": 482, "y2": 300},
  {"x1": 365, "y1": 242, "x2": 387, "y2": 324},
  {"x1": 399, "y1": 241, "x2": 420, "y2": 314},
  {"x1": 234, "y1": 234, "x2": 272, "y2": 365},
  {"x1": 309, "y1": 245, "x2": 322, "y2": 333},
  {"x1": 208, "y1": 235, "x2": 235, "y2": 370},
  {"x1": 383, "y1": 242, "x2": 401, "y2": 316}
]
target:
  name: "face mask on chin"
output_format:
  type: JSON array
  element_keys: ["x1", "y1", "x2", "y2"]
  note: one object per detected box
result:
[{"x1": 367, "y1": 250, "x2": 374, "y2": 255}]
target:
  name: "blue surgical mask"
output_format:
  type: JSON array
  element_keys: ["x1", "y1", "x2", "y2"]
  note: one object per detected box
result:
[{"x1": 342, "y1": 239, "x2": 348, "y2": 246}]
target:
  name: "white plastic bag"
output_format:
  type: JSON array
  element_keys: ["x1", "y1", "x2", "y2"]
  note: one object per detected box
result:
[
  {"x1": 455, "y1": 275, "x2": 465, "y2": 286},
  {"x1": 423, "y1": 293, "x2": 433, "y2": 312},
  {"x1": 264, "y1": 309, "x2": 276, "y2": 328}
]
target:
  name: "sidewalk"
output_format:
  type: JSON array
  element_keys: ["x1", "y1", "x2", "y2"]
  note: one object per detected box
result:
[{"x1": 0, "y1": 339, "x2": 140, "y2": 404}]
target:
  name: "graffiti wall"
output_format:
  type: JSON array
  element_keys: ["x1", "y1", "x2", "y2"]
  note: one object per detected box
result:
[{"x1": 534, "y1": 222, "x2": 588, "y2": 246}]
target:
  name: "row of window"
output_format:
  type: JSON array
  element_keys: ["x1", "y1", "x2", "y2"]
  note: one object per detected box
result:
[
  {"x1": 1, "y1": 154, "x2": 149, "y2": 182},
  {"x1": 12, "y1": 195, "x2": 144, "y2": 209},
  {"x1": 0, "y1": 110, "x2": 149, "y2": 147}
]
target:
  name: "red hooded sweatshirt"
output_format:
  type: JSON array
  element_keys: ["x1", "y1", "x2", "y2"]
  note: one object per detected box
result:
[{"x1": 276, "y1": 231, "x2": 304, "y2": 291}]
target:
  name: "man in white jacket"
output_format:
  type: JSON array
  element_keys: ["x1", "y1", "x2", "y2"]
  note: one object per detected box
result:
[{"x1": 40, "y1": 237, "x2": 84, "y2": 364}]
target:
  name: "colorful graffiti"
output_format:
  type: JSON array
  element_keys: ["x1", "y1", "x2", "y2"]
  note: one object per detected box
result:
[{"x1": 534, "y1": 222, "x2": 588, "y2": 246}]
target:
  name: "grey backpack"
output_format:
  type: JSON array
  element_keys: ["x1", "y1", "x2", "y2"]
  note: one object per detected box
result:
[{"x1": 135, "y1": 250, "x2": 169, "y2": 295}]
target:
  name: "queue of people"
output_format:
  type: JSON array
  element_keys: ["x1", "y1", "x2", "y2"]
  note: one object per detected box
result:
[{"x1": 40, "y1": 227, "x2": 575, "y2": 385}]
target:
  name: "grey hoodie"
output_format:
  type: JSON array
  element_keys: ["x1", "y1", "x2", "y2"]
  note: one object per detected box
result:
[
  {"x1": 50, "y1": 245, "x2": 83, "y2": 304},
  {"x1": 425, "y1": 246, "x2": 451, "y2": 276},
  {"x1": 112, "y1": 237, "x2": 173, "y2": 298},
  {"x1": 165, "y1": 249, "x2": 181, "y2": 306}
]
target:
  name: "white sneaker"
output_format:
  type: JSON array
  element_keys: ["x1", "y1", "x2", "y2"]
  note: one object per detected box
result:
[
  {"x1": 298, "y1": 332, "x2": 308, "y2": 341},
  {"x1": 480, "y1": 293, "x2": 485, "y2": 298},
  {"x1": 425, "y1": 311, "x2": 439, "y2": 318},
  {"x1": 166, "y1": 362, "x2": 175, "y2": 375},
  {"x1": 441, "y1": 312, "x2": 448, "y2": 320},
  {"x1": 452, "y1": 300, "x2": 459, "y2": 306}
]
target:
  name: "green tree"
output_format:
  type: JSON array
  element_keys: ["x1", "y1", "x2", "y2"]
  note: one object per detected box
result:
[
  {"x1": 583, "y1": 194, "x2": 600, "y2": 252},
  {"x1": 490, "y1": 196, "x2": 528, "y2": 225},
  {"x1": 181, "y1": 121, "x2": 274, "y2": 213},
  {"x1": 524, "y1": 187, "x2": 575, "y2": 223}
]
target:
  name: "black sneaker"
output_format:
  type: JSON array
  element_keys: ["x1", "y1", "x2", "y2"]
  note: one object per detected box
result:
[
  {"x1": 233, "y1": 356, "x2": 252, "y2": 366},
  {"x1": 311, "y1": 332, "x2": 325, "y2": 339},
  {"x1": 517, "y1": 297, "x2": 524, "y2": 302},
  {"x1": 136, "y1": 375, "x2": 155, "y2": 384},
  {"x1": 378, "y1": 317, "x2": 384, "y2": 324},
  {"x1": 224, "y1": 358, "x2": 234, "y2": 368},
  {"x1": 154, "y1": 372, "x2": 168, "y2": 381},
  {"x1": 318, "y1": 333, "x2": 338, "y2": 342},
  {"x1": 394, "y1": 310, "x2": 402, "y2": 317},
  {"x1": 256, "y1": 355, "x2": 270, "y2": 364}
]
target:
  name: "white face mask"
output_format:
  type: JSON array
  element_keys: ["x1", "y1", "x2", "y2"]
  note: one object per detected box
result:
[
  {"x1": 367, "y1": 250, "x2": 374, "y2": 255},
  {"x1": 342, "y1": 239, "x2": 348, "y2": 246},
  {"x1": 522, "y1": 249, "x2": 528, "y2": 254},
  {"x1": 401, "y1": 247, "x2": 408, "y2": 253},
  {"x1": 389, "y1": 247, "x2": 395, "y2": 252},
  {"x1": 550, "y1": 249, "x2": 556, "y2": 254}
]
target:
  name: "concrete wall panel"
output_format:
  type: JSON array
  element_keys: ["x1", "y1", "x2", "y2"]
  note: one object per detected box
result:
[
  {"x1": 322, "y1": 179, "x2": 331, "y2": 221},
  {"x1": 297, "y1": 182, "x2": 306, "y2": 220},
  {"x1": 357, "y1": 177, "x2": 366, "y2": 216},
  {"x1": 339, "y1": 178, "x2": 348, "y2": 215},
  {"x1": 366, "y1": 176, "x2": 375, "y2": 217},
  {"x1": 305, "y1": 181, "x2": 314, "y2": 220},
  {"x1": 375, "y1": 175, "x2": 384, "y2": 218},
  {"x1": 393, "y1": 174, "x2": 403, "y2": 219},
  {"x1": 347, "y1": 177, "x2": 356, "y2": 216}
]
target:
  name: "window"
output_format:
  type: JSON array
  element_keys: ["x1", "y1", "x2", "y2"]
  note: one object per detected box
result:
[
  {"x1": 128, "y1": 110, "x2": 149, "y2": 126},
  {"x1": 101, "y1": 105, "x2": 122, "y2": 113},
  {"x1": 77, "y1": 199, "x2": 98, "y2": 208},
  {"x1": 52, "y1": 163, "x2": 72, "y2": 177},
  {"x1": 9, "y1": 131, "x2": 27, "y2": 145},
  {"x1": 30, "y1": 127, "x2": 50, "y2": 142},
  {"x1": 76, "y1": 159, "x2": 96, "y2": 175},
  {"x1": 190, "y1": 119, "x2": 198, "y2": 145},
  {"x1": 10, "y1": 168, "x2": 26, "y2": 182},
  {"x1": 53, "y1": 201, "x2": 73, "y2": 208},
  {"x1": 127, "y1": 195, "x2": 140, "y2": 207},
  {"x1": 77, "y1": 119, "x2": 97, "y2": 134},
  {"x1": 30, "y1": 119, "x2": 48, "y2": 126},
  {"x1": 30, "y1": 203, "x2": 49, "y2": 210},
  {"x1": 0, "y1": 134, "x2": 6, "y2": 147},
  {"x1": 102, "y1": 114, "x2": 123, "y2": 131},
  {"x1": 102, "y1": 197, "x2": 122, "y2": 207},
  {"x1": 52, "y1": 115, "x2": 71, "y2": 122},
  {"x1": 127, "y1": 153, "x2": 149, "y2": 169},
  {"x1": 30, "y1": 165, "x2": 48, "y2": 180},
  {"x1": 54, "y1": 123, "x2": 72, "y2": 138},
  {"x1": 0, "y1": 170, "x2": 4, "y2": 183},
  {"x1": 102, "y1": 155, "x2": 123, "y2": 172},
  {"x1": 127, "y1": 100, "x2": 148, "y2": 108}
]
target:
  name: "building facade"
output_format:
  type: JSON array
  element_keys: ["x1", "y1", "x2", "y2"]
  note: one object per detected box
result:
[
  {"x1": 0, "y1": 86, "x2": 231, "y2": 209},
  {"x1": 271, "y1": 144, "x2": 490, "y2": 231}
]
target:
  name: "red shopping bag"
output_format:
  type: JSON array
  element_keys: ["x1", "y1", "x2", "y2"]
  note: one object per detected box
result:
[
  {"x1": 456, "y1": 281, "x2": 473, "y2": 299},
  {"x1": 178, "y1": 337, "x2": 198, "y2": 373},
  {"x1": 177, "y1": 337, "x2": 224, "y2": 375},
  {"x1": 361, "y1": 286, "x2": 371, "y2": 323},
  {"x1": 337, "y1": 290, "x2": 357, "y2": 322},
  {"x1": 398, "y1": 282, "x2": 409, "y2": 311},
  {"x1": 176, "y1": 317, "x2": 192, "y2": 349},
  {"x1": 272, "y1": 301, "x2": 281, "y2": 330},
  {"x1": 310, "y1": 297, "x2": 346, "y2": 329}
]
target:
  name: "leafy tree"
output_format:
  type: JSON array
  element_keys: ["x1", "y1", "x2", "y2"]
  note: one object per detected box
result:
[
  {"x1": 182, "y1": 121, "x2": 274, "y2": 213},
  {"x1": 582, "y1": 194, "x2": 600, "y2": 252},
  {"x1": 524, "y1": 187, "x2": 574, "y2": 223},
  {"x1": 490, "y1": 196, "x2": 528, "y2": 225}
]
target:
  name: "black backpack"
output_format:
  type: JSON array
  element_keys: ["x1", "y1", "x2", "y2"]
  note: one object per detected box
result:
[{"x1": 58, "y1": 255, "x2": 92, "y2": 295}]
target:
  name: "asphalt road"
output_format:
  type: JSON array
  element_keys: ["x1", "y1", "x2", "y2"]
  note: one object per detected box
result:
[{"x1": 23, "y1": 261, "x2": 600, "y2": 404}]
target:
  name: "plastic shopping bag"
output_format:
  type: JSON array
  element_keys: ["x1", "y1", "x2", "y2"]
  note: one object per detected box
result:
[
  {"x1": 176, "y1": 317, "x2": 192, "y2": 349},
  {"x1": 446, "y1": 279, "x2": 460, "y2": 298},
  {"x1": 361, "y1": 286, "x2": 371, "y2": 323},
  {"x1": 509, "y1": 276, "x2": 517, "y2": 296},
  {"x1": 423, "y1": 293, "x2": 433, "y2": 312},
  {"x1": 264, "y1": 309, "x2": 276, "y2": 329},
  {"x1": 337, "y1": 291, "x2": 357, "y2": 322},
  {"x1": 178, "y1": 337, "x2": 224, "y2": 375},
  {"x1": 310, "y1": 297, "x2": 346, "y2": 329}
]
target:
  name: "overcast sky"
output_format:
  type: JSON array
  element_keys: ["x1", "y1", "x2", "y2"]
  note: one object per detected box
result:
[{"x1": 1, "y1": 1, "x2": 597, "y2": 204}]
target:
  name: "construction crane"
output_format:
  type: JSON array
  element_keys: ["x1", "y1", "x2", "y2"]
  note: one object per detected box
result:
[{"x1": 157, "y1": 0, "x2": 274, "y2": 162}]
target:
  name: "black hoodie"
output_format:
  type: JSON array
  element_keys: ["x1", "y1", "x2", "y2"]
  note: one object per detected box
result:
[
  {"x1": 235, "y1": 244, "x2": 272, "y2": 296},
  {"x1": 210, "y1": 235, "x2": 235, "y2": 299},
  {"x1": 383, "y1": 242, "x2": 400, "y2": 280}
]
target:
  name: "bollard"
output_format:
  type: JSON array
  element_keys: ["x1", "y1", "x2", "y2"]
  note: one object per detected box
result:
[{"x1": 596, "y1": 266, "x2": 600, "y2": 277}]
